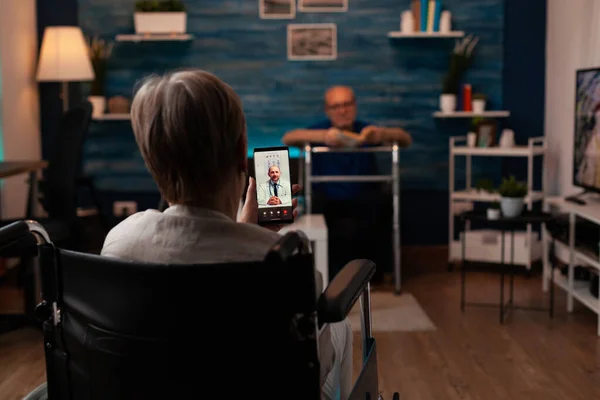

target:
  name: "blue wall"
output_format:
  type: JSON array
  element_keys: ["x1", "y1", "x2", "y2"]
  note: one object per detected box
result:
[{"x1": 78, "y1": 0, "x2": 504, "y2": 197}]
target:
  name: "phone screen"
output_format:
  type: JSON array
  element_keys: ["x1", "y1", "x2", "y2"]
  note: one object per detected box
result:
[{"x1": 253, "y1": 146, "x2": 294, "y2": 225}]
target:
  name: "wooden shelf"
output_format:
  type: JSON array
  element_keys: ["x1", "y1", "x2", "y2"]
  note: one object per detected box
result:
[
  {"x1": 92, "y1": 113, "x2": 130, "y2": 121},
  {"x1": 451, "y1": 189, "x2": 544, "y2": 203},
  {"x1": 115, "y1": 33, "x2": 193, "y2": 42},
  {"x1": 452, "y1": 145, "x2": 544, "y2": 157},
  {"x1": 387, "y1": 31, "x2": 465, "y2": 38},
  {"x1": 433, "y1": 111, "x2": 510, "y2": 118}
]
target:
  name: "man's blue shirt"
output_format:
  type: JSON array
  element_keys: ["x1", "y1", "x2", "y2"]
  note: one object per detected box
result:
[{"x1": 307, "y1": 119, "x2": 378, "y2": 200}]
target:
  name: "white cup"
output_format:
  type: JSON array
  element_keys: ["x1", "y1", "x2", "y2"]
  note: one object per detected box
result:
[{"x1": 467, "y1": 132, "x2": 477, "y2": 147}]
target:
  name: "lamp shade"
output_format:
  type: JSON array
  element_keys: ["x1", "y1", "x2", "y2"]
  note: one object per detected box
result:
[{"x1": 36, "y1": 26, "x2": 95, "y2": 82}]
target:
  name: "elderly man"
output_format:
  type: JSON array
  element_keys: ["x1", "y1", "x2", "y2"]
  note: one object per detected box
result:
[
  {"x1": 257, "y1": 165, "x2": 292, "y2": 206},
  {"x1": 282, "y1": 85, "x2": 412, "y2": 281},
  {"x1": 100, "y1": 69, "x2": 353, "y2": 400}
]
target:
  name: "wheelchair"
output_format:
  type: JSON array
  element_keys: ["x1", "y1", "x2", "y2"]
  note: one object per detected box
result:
[{"x1": 0, "y1": 219, "x2": 400, "y2": 399}]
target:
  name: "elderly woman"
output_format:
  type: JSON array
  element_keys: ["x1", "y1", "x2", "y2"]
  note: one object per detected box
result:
[{"x1": 100, "y1": 68, "x2": 353, "y2": 400}]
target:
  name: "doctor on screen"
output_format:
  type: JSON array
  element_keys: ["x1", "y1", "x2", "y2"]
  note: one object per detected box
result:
[{"x1": 257, "y1": 165, "x2": 292, "y2": 206}]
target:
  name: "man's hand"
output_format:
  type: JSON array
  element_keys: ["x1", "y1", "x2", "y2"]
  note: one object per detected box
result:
[
  {"x1": 267, "y1": 196, "x2": 282, "y2": 205},
  {"x1": 238, "y1": 177, "x2": 300, "y2": 233},
  {"x1": 359, "y1": 125, "x2": 382, "y2": 144},
  {"x1": 324, "y1": 127, "x2": 342, "y2": 147}
]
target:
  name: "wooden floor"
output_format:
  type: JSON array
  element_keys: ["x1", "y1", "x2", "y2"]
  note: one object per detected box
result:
[{"x1": 2, "y1": 270, "x2": 600, "y2": 400}]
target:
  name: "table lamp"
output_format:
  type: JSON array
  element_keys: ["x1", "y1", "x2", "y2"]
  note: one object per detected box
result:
[{"x1": 36, "y1": 26, "x2": 95, "y2": 113}]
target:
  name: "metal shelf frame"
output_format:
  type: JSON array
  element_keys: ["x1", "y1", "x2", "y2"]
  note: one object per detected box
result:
[{"x1": 301, "y1": 143, "x2": 402, "y2": 293}]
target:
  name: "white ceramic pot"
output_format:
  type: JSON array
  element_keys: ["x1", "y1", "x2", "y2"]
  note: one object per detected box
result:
[
  {"x1": 440, "y1": 94, "x2": 456, "y2": 113},
  {"x1": 500, "y1": 197, "x2": 524, "y2": 218},
  {"x1": 134, "y1": 12, "x2": 187, "y2": 34},
  {"x1": 88, "y1": 96, "x2": 106, "y2": 118},
  {"x1": 472, "y1": 99, "x2": 486, "y2": 113},
  {"x1": 487, "y1": 208, "x2": 500, "y2": 220}
]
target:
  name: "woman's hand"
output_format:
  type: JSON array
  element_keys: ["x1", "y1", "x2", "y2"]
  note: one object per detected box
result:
[{"x1": 238, "y1": 177, "x2": 301, "y2": 232}]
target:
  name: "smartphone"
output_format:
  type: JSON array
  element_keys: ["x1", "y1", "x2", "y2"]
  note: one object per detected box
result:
[{"x1": 253, "y1": 146, "x2": 295, "y2": 225}]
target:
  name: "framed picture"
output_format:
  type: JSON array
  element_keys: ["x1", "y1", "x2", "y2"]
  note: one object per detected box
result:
[
  {"x1": 259, "y1": 0, "x2": 295, "y2": 19},
  {"x1": 476, "y1": 120, "x2": 497, "y2": 147},
  {"x1": 287, "y1": 23, "x2": 337, "y2": 61},
  {"x1": 299, "y1": 0, "x2": 348, "y2": 12}
]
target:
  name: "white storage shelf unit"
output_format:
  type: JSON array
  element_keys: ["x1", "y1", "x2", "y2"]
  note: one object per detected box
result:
[
  {"x1": 542, "y1": 197, "x2": 600, "y2": 336},
  {"x1": 449, "y1": 136, "x2": 546, "y2": 268}
]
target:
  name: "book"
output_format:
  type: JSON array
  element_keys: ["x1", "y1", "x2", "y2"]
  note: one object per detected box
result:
[
  {"x1": 427, "y1": 0, "x2": 435, "y2": 32},
  {"x1": 411, "y1": 0, "x2": 420, "y2": 31},
  {"x1": 420, "y1": 0, "x2": 428, "y2": 32},
  {"x1": 433, "y1": 0, "x2": 442, "y2": 31}
]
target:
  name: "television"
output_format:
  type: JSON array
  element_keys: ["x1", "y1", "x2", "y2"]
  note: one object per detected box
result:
[{"x1": 573, "y1": 67, "x2": 600, "y2": 193}]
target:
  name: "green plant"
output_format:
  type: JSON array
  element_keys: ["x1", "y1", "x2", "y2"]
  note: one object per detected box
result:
[
  {"x1": 135, "y1": 0, "x2": 186, "y2": 12},
  {"x1": 441, "y1": 35, "x2": 479, "y2": 94},
  {"x1": 87, "y1": 36, "x2": 114, "y2": 97},
  {"x1": 471, "y1": 116, "x2": 486, "y2": 130},
  {"x1": 472, "y1": 93, "x2": 487, "y2": 100},
  {"x1": 497, "y1": 176, "x2": 528, "y2": 198},
  {"x1": 475, "y1": 178, "x2": 495, "y2": 192}
]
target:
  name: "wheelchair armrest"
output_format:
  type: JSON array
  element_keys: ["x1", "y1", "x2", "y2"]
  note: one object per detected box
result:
[
  {"x1": 0, "y1": 221, "x2": 38, "y2": 258},
  {"x1": 317, "y1": 259, "x2": 375, "y2": 325},
  {"x1": 0, "y1": 221, "x2": 30, "y2": 245}
]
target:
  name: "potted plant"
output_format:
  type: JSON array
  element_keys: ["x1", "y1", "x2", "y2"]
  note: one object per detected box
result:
[
  {"x1": 497, "y1": 176, "x2": 528, "y2": 218},
  {"x1": 134, "y1": 0, "x2": 187, "y2": 35},
  {"x1": 87, "y1": 36, "x2": 114, "y2": 118},
  {"x1": 472, "y1": 93, "x2": 487, "y2": 113},
  {"x1": 440, "y1": 35, "x2": 479, "y2": 113},
  {"x1": 487, "y1": 201, "x2": 501, "y2": 220}
]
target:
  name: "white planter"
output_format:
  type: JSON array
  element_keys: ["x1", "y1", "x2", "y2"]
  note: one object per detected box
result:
[
  {"x1": 88, "y1": 96, "x2": 106, "y2": 118},
  {"x1": 487, "y1": 208, "x2": 501, "y2": 220},
  {"x1": 472, "y1": 99, "x2": 486, "y2": 113},
  {"x1": 500, "y1": 197, "x2": 524, "y2": 218},
  {"x1": 134, "y1": 12, "x2": 187, "y2": 35},
  {"x1": 440, "y1": 94, "x2": 456, "y2": 113}
]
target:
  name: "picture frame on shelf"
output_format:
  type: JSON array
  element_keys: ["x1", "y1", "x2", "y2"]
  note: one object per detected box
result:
[
  {"x1": 476, "y1": 120, "x2": 496, "y2": 147},
  {"x1": 259, "y1": 0, "x2": 295, "y2": 19},
  {"x1": 287, "y1": 23, "x2": 337, "y2": 61},
  {"x1": 298, "y1": 0, "x2": 348, "y2": 13}
]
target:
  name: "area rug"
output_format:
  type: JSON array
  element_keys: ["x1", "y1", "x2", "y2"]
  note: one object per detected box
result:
[{"x1": 347, "y1": 292, "x2": 436, "y2": 332}]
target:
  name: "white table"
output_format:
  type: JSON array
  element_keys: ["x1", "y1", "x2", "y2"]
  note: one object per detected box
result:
[{"x1": 278, "y1": 214, "x2": 329, "y2": 289}]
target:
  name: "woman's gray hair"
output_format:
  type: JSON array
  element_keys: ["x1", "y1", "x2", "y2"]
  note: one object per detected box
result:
[{"x1": 130, "y1": 68, "x2": 246, "y2": 206}]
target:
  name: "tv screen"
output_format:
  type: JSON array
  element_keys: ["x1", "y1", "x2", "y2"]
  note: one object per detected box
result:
[{"x1": 574, "y1": 67, "x2": 600, "y2": 192}]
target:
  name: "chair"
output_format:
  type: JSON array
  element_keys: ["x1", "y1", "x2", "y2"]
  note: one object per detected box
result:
[
  {"x1": 36, "y1": 100, "x2": 109, "y2": 238},
  {"x1": 0, "y1": 102, "x2": 97, "y2": 334},
  {"x1": 0, "y1": 220, "x2": 400, "y2": 400}
]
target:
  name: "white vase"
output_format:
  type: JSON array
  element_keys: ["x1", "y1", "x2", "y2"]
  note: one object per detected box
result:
[
  {"x1": 439, "y1": 11, "x2": 451, "y2": 33},
  {"x1": 134, "y1": 12, "x2": 187, "y2": 35},
  {"x1": 440, "y1": 94, "x2": 456, "y2": 113},
  {"x1": 500, "y1": 197, "x2": 524, "y2": 218},
  {"x1": 487, "y1": 208, "x2": 500, "y2": 220},
  {"x1": 401, "y1": 10, "x2": 414, "y2": 33},
  {"x1": 467, "y1": 132, "x2": 477, "y2": 147},
  {"x1": 88, "y1": 96, "x2": 106, "y2": 118},
  {"x1": 472, "y1": 99, "x2": 486, "y2": 113},
  {"x1": 499, "y1": 129, "x2": 515, "y2": 147}
]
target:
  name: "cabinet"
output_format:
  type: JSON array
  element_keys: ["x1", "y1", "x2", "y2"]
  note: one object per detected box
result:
[{"x1": 543, "y1": 197, "x2": 600, "y2": 336}]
